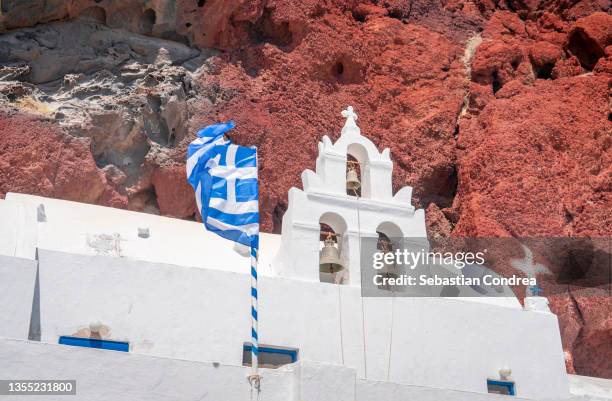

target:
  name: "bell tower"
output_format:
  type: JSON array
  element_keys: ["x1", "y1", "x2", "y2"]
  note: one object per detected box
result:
[{"x1": 274, "y1": 106, "x2": 427, "y2": 286}]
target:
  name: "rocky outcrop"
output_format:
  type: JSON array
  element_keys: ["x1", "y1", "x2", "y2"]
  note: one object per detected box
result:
[
  {"x1": 0, "y1": 18, "x2": 210, "y2": 217},
  {"x1": 0, "y1": 113, "x2": 124, "y2": 206},
  {"x1": 567, "y1": 12, "x2": 612, "y2": 70},
  {"x1": 452, "y1": 8, "x2": 611, "y2": 378},
  {"x1": 454, "y1": 76, "x2": 610, "y2": 237},
  {"x1": 0, "y1": 0, "x2": 610, "y2": 378}
]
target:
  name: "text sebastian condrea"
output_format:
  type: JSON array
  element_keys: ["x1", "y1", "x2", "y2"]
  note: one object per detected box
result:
[{"x1": 373, "y1": 274, "x2": 536, "y2": 287}]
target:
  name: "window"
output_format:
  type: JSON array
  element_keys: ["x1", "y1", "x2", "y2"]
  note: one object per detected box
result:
[
  {"x1": 242, "y1": 343, "x2": 298, "y2": 368},
  {"x1": 59, "y1": 336, "x2": 129, "y2": 352},
  {"x1": 487, "y1": 379, "x2": 515, "y2": 395}
]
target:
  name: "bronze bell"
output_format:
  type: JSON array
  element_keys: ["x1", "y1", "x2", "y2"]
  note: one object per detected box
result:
[
  {"x1": 319, "y1": 236, "x2": 344, "y2": 273},
  {"x1": 377, "y1": 238, "x2": 397, "y2": 278},
  {"x1": 346, "y1": 167, "x2": 361, "y2": 192}
]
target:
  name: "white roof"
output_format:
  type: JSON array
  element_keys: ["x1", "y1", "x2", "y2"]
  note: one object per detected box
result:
[{"x1": 3, "y1": 192, "x2": 281, "y2": 276}]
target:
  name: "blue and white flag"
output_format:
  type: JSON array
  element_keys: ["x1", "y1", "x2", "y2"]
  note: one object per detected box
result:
[{"x1": 186, "y1": 121, "x2": 259, "y2": 249}]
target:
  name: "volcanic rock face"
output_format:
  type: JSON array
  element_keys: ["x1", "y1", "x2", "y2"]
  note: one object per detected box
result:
[
  {"x1": 0, "y1": 0, "x2": 610, "y2": 378},
  {"x1": 0, "y1": 17, "x2": 210, "y2": 215}
]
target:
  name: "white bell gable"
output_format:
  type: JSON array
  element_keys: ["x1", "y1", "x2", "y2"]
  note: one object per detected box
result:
[{"x1": 275, "y1": 106, "x2": 427, "y2": 285}]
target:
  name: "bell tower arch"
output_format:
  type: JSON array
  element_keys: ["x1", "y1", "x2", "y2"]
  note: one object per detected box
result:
[
  {"x1": 318, "y1": 212, "x2": 349, "y2": 284},
  {"x1": 274, "y1": 106, "x2": 427, "y2": 286},
  {"x1": 346, "y1": 153, "x2": 361, "y2": 197}
]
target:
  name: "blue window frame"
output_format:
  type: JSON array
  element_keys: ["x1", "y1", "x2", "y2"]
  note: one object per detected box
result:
[
  {"x1": 242, "y1": 343, "x2": 298, "y2": 368},
  {"x1": 59, "y1": 336, "x2": 129, "y2": 352},
  {"x1": 487, "y1": 379, "x2": 515, "y2": 396}
]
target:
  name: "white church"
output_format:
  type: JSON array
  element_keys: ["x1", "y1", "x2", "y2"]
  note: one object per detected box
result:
[{"x1": 0, "y1": 107, "x2": 610, "y2": 400}]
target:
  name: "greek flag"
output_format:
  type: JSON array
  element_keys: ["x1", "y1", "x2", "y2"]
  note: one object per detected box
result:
[{"x1": 186, "y1": 121, "x2": 259, "y2": 249}]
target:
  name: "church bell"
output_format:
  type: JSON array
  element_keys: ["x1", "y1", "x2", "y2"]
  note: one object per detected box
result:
[
  {"x1": 379, "y1": 254, "x2": 398, "y2": 278},
  {"x1": 377, "y1": 238, "x2": 397, "y2": 278},
  {"x1": 319, "y1": 235, "x2": 344, "y2": 273},
  {"x1": 346, "y1": 166, "x2": 361, "y2": 192}
]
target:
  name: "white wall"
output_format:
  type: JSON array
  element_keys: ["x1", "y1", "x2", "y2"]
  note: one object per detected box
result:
[
  {"x1": 0, "y1": 198, "x2": 37, "y2": 260},
  {"x1": 0, "y1": 338, "x2": 293, "y2": 401},
  {"x1": 387, "y1": 297, "x2": 569, "y2": 399},
  {"x1": 37, "y1": 249, "x2": 253, "y2": 363},
  {"x1": 567, "y1": 375, "x2": 612, "y2": 401},
  {"x1": 357, "y1": 379, "x2": 531, "y2": 401},
  {"x1": 5, "y1": 193, "x2": 280, "y2": 276},
  {"x1": 0, "y1": 338, "x2": 551, "y2": 401},
  {"x1": 0, "y1": 256, "x2": 37, "y2": 339},
  {"x1": 36, "y1": 247, "x2": 569, "y2": 399},
  {"x1": 7, "y1": 338, "x2": 589, "y2": 401},
  {"x1": 0, "y1": 199, "x2": 38, "y2": 340}
]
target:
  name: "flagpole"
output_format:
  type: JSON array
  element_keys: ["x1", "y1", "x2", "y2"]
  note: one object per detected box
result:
[
  {"x1": 249, "y1": 246, "x2": 260, "y2": 389},
  {"x1": 186, "y1": 121, "x2": 261, "y2": 389}
]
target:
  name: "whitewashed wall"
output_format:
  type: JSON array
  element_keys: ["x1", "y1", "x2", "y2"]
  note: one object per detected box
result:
[
  {"x1": 0, "y1": 256, "x2": 37, "y2": 339},
  {"x1": 8, "y1": 338, "x2": 596, "y2": 401},
  {"x1": 0, "y1": 198, "x2": 37, "y2": 260},
  {"x1": 0, "y1": 338, "x2": 540, "y2": 401},
  {"x1": 35, "y1": 248, "x2": 569, "y2": 399},
  {"x1": 4, "y1": 193, "x2": 280, "y2": 276},
  {"x1": 0, "y1": 338, "x2": 292, "y2": 401},
  {"x1": 567, "y1": 375, "x2": 612, "y2": 400},
  {"x1": 0, "y1": 199, "x2": 38, "y2": 340}
]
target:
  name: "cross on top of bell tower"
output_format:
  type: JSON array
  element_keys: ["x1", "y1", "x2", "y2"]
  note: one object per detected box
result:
[
  {"x1": 341, "y1": 105, "x2": 357, "y2": 122},
  {"x1": 341, "y1": 105, "x2": 360, "y2": 136}
]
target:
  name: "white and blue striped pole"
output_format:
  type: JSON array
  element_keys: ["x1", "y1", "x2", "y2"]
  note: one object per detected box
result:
[
  {"x1": 186, "y1": 122, "x2": 261, "y2": 387},
  {"x1": 249, "y1": 245, "x2": 260, "y2": 388}
]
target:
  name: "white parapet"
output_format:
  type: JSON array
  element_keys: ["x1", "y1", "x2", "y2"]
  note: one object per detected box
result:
[
  {"x1": 0, "y1": 199, "x2": 38, "y2": 340},
  {"x1": 0, "y1": 198, "x2": 37, "y2": 260},
  {"x1": 1, "y1": 338, "x2": 564, "y2": 401},
  {"x1": 524, "y1": 296, "x2": 552, "y2": 313},
  {"x1": 3, "y1": 192, "x2": 281, "y2": 276},
  {"x1": 0, "y1": 255, "x2": 37, "y2": 340},
  {"x1": 0, "y1": 338, "x2": 293, "y2": 401}
]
